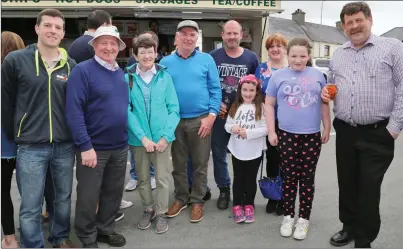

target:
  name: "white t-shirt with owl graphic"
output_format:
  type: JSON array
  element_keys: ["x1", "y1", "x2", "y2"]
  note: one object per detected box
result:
[{"x1": 224, "y1": 103, "x2": 268, "y2": 161}]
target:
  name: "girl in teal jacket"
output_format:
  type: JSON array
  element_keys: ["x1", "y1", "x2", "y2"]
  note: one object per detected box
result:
[{"x1": 125, "y1": 34, "x2": 180, "y2": 234}]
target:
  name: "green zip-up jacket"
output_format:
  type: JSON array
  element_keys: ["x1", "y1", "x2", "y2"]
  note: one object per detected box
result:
[
  {"x1": 126, "y1": 63, "x2": 180, "y2": 147},
  {"x1": 1, "y1": 44, "x2": 76, "y2": 144}
]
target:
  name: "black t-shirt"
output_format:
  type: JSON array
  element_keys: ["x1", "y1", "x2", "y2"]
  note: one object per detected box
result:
[{"x1": 210, "y1": 48, "x2": 259, "y2": 107}]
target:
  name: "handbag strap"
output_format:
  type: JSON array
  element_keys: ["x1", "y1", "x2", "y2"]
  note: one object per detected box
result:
[{"x1": 259, "y1": 151, "x2": 264, "y2": 180}]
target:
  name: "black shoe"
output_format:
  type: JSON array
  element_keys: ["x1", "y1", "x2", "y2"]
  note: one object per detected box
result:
[
  {"x1": 330, "y1": 230, "x2": 354, "y2": 247},
  {"x1": 275, "y1": 200, "x2": 284, "y2": 216},
  {"x1": 266, "y1": 200, "x2": 277, "y2": 214},
  {"x1": 83, "y1": 242, "x2": 99, "y2": 248},
  {"x1": 97, "y1": 233, "x2": 126, "y2": 247},
  {"x1": 115, "y1": 212, "x2": 124, "y2": 222},
  {"x1": 217, "y1": 187, "x2": 230, "y2": 210},
  {"x1": 203, "y1": 188, "x2": 212, "y2": 201}
]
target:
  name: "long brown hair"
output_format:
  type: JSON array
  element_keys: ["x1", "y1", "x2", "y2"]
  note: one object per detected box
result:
[
  {"x1": 228, "y1": 80, "x2": 264, "y2": 121},
  {"x1": 1, "y1": 31, "x2": 25, "y2": 63}
]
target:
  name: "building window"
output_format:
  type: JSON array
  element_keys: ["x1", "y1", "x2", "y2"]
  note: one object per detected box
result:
[{"x1": 324, "y1": 45, "x2": 330, "y2": 57}]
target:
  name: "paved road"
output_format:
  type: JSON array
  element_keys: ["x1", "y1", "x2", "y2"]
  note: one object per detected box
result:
[{"x1": 9, "y1": 134, "x2": 403, "y2": 248}]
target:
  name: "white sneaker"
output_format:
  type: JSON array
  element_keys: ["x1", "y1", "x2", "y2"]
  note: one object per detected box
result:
[
  {"x1": 119, "y1": 200, "x2": 133, "y2": 210},
  {"x1": 151, "y1": 177, "x2": 156, "y2": 190},
  {"x1": 125, "y1": 179, "x2": 138, "y2": 191},
  {"x1": 280, "y1": 215, "x2": 295, "y2": 237},
  {"x1": 293, "y1": 218, "x2": 309, "y2": 240}
]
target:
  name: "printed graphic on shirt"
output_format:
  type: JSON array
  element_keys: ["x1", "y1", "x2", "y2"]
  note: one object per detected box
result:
[
  {"x1": 217, "y1": 63, "x2": 249, "y2": 106},
  {"x1": 56, "y1": 73, "x2": 68, "y2": 82},
  {"x1": 234, "y1": 109, "x2": 255, "y2": 140},
  {"x1": 260, "y1": 66, "x2": 273, "y2": 79},
  {"x1": 282, "y1": 76, "x2": 320, "y2": 109}
]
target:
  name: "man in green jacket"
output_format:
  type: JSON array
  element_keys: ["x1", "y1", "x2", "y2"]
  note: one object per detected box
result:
[{"x1": 1, "y1": 9, "x2": 76, "y2": 248}]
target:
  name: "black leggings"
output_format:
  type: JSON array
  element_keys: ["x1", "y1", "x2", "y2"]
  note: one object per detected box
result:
[
  {"x1": 278, "y1": 130, "x2": 322, "y2": 219},
  {"x1": 232, "y1": 155, "x2": 262, "y2": 207},
  {"x1": 266, "y1": 120, "x2": 281, "y2": 177},
  {"x1": 1, "y1": 158, "x2": 16, "y2": 235}
]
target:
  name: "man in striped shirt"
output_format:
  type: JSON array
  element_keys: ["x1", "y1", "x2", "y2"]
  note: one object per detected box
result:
[{"x1": 322, "y1": 2, "x2": 403, "y2": 248}]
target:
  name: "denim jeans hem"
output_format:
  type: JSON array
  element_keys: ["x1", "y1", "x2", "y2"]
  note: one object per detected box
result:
[{"x1": 50, "y1": 237, "x2": 71, "y2": 247}]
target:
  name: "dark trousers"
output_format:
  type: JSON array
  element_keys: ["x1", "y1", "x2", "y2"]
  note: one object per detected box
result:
[
  {"x1": 278, "y1": 130, "x2": 322, "y2": 219},
  {"x1": 75, "y1": 146, "x2": 128, "y2": 245},
  {"x1": 211, "y1": 117, "x2": 232, "y2": 188},
  {"x1": 1, "y1": 158, "x2": 16, "y2": 235},
  {"x1": 333, "y1": 118, "x2": 394, "y2": 245},
  {"x1": 172, "y1": 115, "x2": 211, "y2": 204},
  {"x1": 232, "y1": 155, "x2": 262, "y2": 206},
  {"x1": 266, "y1": 120, "x2": 281, "y2": 177}
]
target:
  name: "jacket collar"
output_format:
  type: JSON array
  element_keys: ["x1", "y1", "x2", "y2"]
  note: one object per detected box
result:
[{"x1": 127, "y1": 63, "x2": 166, "y2": 75}]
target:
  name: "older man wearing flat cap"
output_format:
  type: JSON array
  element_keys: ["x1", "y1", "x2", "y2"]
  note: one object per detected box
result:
[
  {"x1": 65, "y1": 25, "x2": 128, "y2": 248},
  {"x1": 160, "y1": 20, "x2": 221, "y2": 223}
]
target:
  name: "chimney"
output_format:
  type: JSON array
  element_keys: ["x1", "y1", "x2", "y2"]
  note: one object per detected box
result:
[
  {"x1": 292, "y1": 9, "x2": 305, "y2": 25},
  {"x1": 336, "y1": 21, "x2": 343, "y2": 30}
]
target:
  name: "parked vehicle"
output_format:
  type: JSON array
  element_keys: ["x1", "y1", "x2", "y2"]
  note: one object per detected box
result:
[{"x1": 312, "y1": 58, "x2": 330, "y2": 80}]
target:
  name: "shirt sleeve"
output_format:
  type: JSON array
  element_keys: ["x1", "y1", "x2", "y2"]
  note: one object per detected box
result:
[
  {"x1": 318, "y1": 69, "x2": 327, "y2": 88},
  {"x1": 387, "y1": 41, "x2": 403, "y2": 134},
  {"x1": 254, "y1": 63, "x2": 262, "y2": 79},
  {"x1": 224, "y1": 114, "x2": 237, "y2": 134},
  {"x1": 206, "y1": 54, "x2": 222, "y2": 115},
  {"x1": 251, "y1": 53, "x2": 259, "y2": 74},
  {"x1": 266, "y1": 70, "x2": 279, "y2": 97},
  {"x1": 161, "y1": 74, "x2": 181, "y2": 142},
  {"x1": 246, "y1": 106, "x2": 268, "y2": 139},
  {"x1": 65, "y1": 65, "x2": 93, "y2": 152}
]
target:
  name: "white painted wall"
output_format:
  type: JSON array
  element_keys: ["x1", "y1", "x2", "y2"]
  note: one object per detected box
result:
[{"x1": 312, "y1": 42, "x2": 342, "y2": 58}]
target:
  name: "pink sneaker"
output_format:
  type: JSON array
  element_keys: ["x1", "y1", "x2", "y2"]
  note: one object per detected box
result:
[
  {"x1": 232, "y1": 205, "x2": 246, "y2": 224},
  {"x1": 244, "y1": 205, "x2": 255, "y2": 223}
]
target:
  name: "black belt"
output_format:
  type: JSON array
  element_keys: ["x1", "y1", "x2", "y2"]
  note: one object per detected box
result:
[{"x1": 336, "y1": 118, "x2": 389, "y2": 129}]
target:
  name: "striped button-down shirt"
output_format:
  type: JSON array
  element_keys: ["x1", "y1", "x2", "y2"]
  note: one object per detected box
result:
[
  {"x1": 94, "y1": 55, "x2": 120, "y2": 71},
  {"x1": 330, "y1": 35, "x2": 403, "y2": 134}
]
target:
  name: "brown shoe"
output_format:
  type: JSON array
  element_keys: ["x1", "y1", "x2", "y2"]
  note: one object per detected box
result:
[
  {"x1": 190, "y1": 204, "x2": 204, "y2": 223},
  {"x1": 53, "y1": 239, "x2": 75, "y2": 248},
  {"x1": 166, "y1": 200, "x2": 187, "y2": 218}
]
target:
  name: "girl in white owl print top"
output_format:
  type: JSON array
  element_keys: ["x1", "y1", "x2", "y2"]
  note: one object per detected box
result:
[{"x1": 224, "y1": 74, "x2": 267, "y2": 225}]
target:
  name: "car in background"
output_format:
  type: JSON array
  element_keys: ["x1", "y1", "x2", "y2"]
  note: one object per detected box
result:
[{"x1": 312, "y1": 58, "x2": 331, "y2": 80}]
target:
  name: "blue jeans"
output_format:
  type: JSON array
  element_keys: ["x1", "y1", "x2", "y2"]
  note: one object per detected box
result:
[
  {"x1": 16, "y1": 143, "x2": 75, "y2": 248},
  {"x1": 129, "y1": 150, "x2": 154, "y2": 180},
  {"x1": 211, "y1": 117, "x2": 231, "y2": 188},
  {"x1": 44, "y1": 168, "x2": 53, "y2": 214}
]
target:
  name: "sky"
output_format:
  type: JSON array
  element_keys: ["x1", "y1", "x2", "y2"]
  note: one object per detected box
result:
[{"x1": 270, "y1": 1, "x2": 403, "y2": 35}]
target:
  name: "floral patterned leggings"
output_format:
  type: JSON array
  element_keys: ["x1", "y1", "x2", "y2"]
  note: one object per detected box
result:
[{"x1": 278, "y1": 130, "x2": 322, "y2": 220}]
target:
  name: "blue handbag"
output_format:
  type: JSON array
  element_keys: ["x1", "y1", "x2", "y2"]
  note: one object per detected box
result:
[{"x1": 258, "y1": 153, "x2": 283, "y2": 200}]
